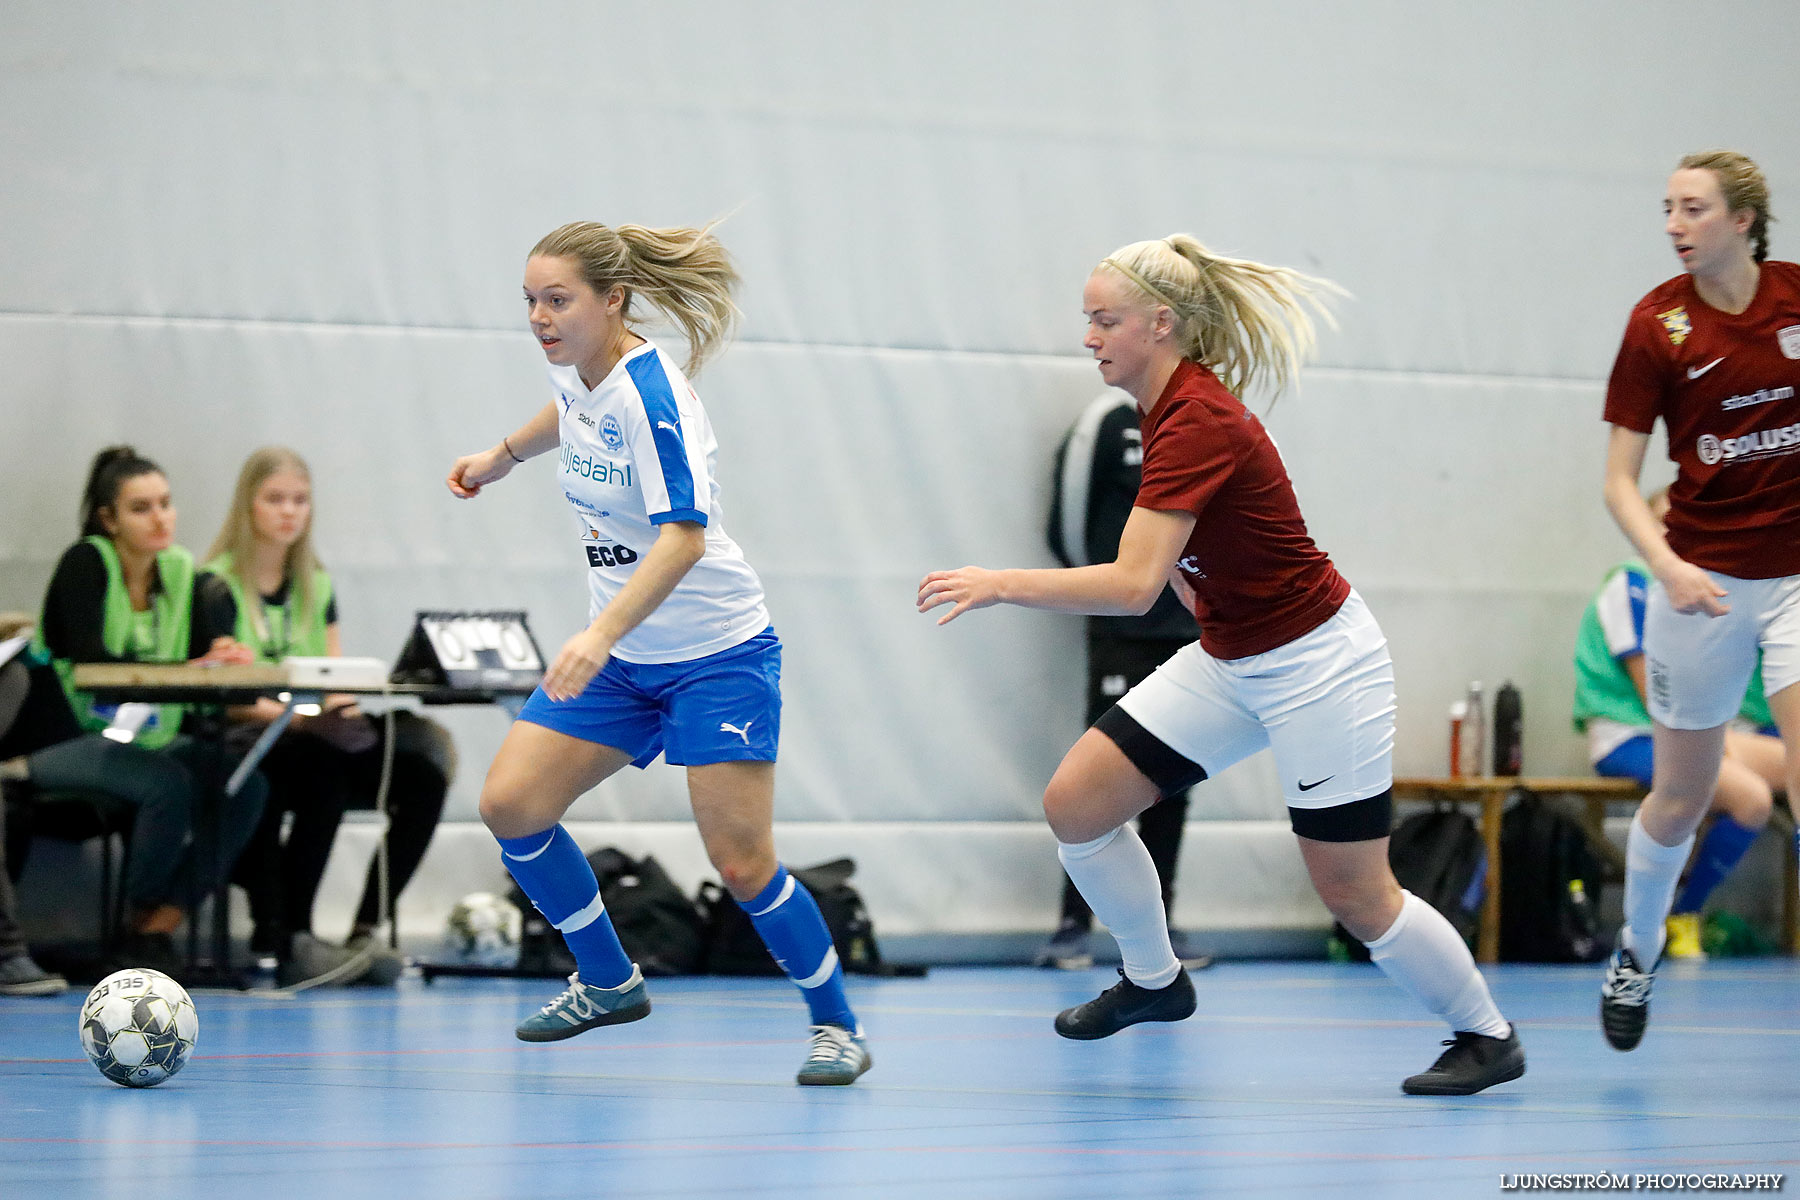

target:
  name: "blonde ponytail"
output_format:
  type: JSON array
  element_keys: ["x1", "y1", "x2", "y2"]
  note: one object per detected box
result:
[
  {"x1": 531, "y1": 220, "x2": 741, "y2": 374},
  {"x1": 1099, "y1": 234, "x2": 1344, "y2": 399}
]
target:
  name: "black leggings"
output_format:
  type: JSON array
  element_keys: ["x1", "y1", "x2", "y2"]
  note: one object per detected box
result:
[{"x1": 232, "y1": 719, "x2": 447, "y2": 938}]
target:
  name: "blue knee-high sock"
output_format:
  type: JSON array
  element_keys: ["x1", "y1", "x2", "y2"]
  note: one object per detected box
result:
[
  {"x1": 1673, "y1": 816, "x2": 1761, "y2": 915},
  {"x1": 497, "y1": 826, "x2": 634, "y2": 989},
  {"x1": 739, "y1": 865, "x2": 857, "y2": 1030}
]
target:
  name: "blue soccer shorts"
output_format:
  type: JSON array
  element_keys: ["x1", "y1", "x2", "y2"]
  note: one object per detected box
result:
[{"x1": 516, "y1": 627, "x2": 780, "y2": 767}]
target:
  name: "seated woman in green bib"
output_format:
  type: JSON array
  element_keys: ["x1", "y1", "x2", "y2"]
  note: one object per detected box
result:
[
  {"x1": 209, "y1": 447, "x2": 453, "y2": 986},
  {"x1": 17, "y1": 446, "x2": 269, "y2": 974}
]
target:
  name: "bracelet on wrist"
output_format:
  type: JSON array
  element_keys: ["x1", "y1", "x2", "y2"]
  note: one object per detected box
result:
[{"x1": 502, "y1": 436, "x2": 525, "y2": 463}]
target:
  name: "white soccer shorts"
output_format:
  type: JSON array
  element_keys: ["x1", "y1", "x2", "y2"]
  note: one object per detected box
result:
[
  {"x1": 1116, "y1": 590, "x2": 1396, "y2": 809},
  {"x1": 1645, "y1": 570, "x2": 1800, "y2": 730}
]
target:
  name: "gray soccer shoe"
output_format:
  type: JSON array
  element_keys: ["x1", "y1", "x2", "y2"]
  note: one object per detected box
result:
[{"x1": 515, "y1": 966, "x2": 651, "y2": 1042}]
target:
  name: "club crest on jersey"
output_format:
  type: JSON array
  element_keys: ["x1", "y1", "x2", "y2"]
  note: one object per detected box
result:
[
  {"x1": 1779, "y1": 325, "x2": 1800, "y2": 359},
  {"x1": 599, "y1": 414, "x2": 625, "y2": 453},
  {"x1": 1655, "y1": 305, "x2": 1692, "y2": 346}
]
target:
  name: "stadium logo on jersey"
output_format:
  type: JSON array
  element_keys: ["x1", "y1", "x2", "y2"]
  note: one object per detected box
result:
[
  {"x1": 1721, "y1": 385, "x2": 1794, "y2": 412},
  {"x1": 1780, "y1": 325, "x2": 1800, "y2": 359},
  {"x1": 584, "y1": 542, "x2": 640, "y2": 568},
  {"x1": 599, "y1": 414, "x2": 626, "y2": 452},
  {"x1": 1655, "y1": 305, "x2": 1691, "y2": 346},
  {"x1": 1697, "y1": 420, "x2": 1800, "y2": 466}
]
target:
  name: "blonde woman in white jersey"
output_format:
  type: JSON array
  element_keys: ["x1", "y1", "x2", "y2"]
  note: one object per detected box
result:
[{"x1": 446, "y1": 222, "x2": 868, "y2": 1085}]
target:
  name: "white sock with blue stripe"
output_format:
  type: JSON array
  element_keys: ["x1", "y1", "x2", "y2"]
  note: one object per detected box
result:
[{"x1": 739, "y1": 865, "x2": 857, "y2": 1030}]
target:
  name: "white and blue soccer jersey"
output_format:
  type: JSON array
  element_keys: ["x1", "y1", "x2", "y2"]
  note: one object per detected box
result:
[
  {"x1": 1594, "y1": 563, "x2": 1649, "y2": 663},
  {"x1": 1572, "y1": 561, "x2": 1652, "y2": 763},
  {"x1": 548, "y1": 340, "x2": 769, "y2": 664}
]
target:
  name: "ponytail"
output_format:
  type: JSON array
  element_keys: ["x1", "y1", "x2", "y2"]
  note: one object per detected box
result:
[
  {"x1": 79, "y1": 445, "x2": 163, "y2": 537},
  {"x1": 1099, "y1": 235, "x2": 1344, "y2": 400},
  {"x1": 531, "y1": 220, "x2": 741, "y2": 375}
]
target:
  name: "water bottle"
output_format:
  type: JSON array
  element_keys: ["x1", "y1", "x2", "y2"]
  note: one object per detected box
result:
[
  {"x1": 1493, "y1": 680, "x2": 1523, "y2": 776},
  {"x1": 1448, "y1": 701, "x2": 1467, "y2": 778},
  {"x1": 1465, "y1": 682, "x2": 1487, "y2": 778}
]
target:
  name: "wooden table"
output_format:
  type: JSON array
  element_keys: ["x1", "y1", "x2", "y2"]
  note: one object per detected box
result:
[
  {"x1": 69, "y1": 661, "x2": 536, "y2": 983},
  {"x1": 1391, "y1": 776, "x2": 1646, "y2": 963}
]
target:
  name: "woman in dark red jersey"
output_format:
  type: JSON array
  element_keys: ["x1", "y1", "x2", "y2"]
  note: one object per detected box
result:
[
  {"x1": 1597, "y1": 150, "x2": 1800, "y2": 1052},
  {"x1": 918, "y1": 235, "x2": 1522, "y2": 1096}
]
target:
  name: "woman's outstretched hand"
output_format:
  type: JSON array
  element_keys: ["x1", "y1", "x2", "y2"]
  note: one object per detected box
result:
[
  {"x1": 917, "y1": 567, "x2": 1003, "y2": 625},
  {"x1": 446, "y1": 446, "x2": 515, "y2": 499}
]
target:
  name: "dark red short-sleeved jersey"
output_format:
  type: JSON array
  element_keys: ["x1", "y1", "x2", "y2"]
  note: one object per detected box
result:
[
  {"x1": 1135, "y1": 359, "x2": 1350, "y2": 659},
  {"x1": 1604, "y1": 260, "x2": 1800, "y2": 578}
]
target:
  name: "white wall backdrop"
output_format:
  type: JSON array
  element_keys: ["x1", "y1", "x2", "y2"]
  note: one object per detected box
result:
[{"x1": 4, "y1": 1, "x2": 1797, "y2": 941}]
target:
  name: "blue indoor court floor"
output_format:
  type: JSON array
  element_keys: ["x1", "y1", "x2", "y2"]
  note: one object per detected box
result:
[{"x1": 3, "y1": 961, "x2": 1797, "y2": 1199}]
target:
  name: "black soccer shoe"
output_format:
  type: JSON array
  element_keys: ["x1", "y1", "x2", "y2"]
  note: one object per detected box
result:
[
  {"x1": 1054, "y1": 967, "x2": 1196, "y2": 1040},
  {"x1": 1600, "y1": 946, "x2": 1656, "y2": 1051},
  {"x1": 1401, "y1": 1028, "x2": 1526, "y2": 1095}
]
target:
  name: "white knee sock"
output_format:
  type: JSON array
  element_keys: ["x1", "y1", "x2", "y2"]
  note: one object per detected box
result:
[
  {"x1": 1058, "y1": 825, "x2": 1180, "y2": 989},
  {"x1": 1621, "y1": 811, "x2": 1694, "y2": 965},
  {"x1": 1365, "y1": 891, "x2": 1510, "y2": 1039}
]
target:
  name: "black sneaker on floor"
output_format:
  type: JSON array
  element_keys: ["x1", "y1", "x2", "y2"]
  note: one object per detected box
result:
[
  {"x1": 1401, "y1": 1028, "x2": 1526, "y2": 1095},
  {"x1": 1054, "y1": 967, "x2": 1196, "y2": 1040},
  {"x1": 1032, "y1": 919, "x2": 1094, "y2": 970},
  {"x1": 1600, "y1": 946, "x2": 1656, "y2": 1051}
]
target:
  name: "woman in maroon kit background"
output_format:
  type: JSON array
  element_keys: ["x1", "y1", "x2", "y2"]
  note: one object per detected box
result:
[
  {"x1": 918, "y1": 234, "x2": 1522, "y2": 1096},
  {"x1": 1598, "y1": 150, "x2": 1800, "y2": 1052}
]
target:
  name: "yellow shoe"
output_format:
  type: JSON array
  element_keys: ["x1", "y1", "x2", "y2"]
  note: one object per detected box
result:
[{"x1": 1665, "y1": 912, "x2": 1707, "y2": 960}]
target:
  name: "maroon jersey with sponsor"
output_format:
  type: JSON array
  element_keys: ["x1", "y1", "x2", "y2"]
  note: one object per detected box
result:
[
  {"x1": 1605, "y1": 260, "x2": 1800, "y2": 578},
  {"x1": 1135, "y1": 359, "x2": 1350, "y2": 659}
]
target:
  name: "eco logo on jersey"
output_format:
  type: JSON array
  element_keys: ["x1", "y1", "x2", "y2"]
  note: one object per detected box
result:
[
  {"x1": 1779, "y1": 325, "x2": 1800, "y2": 359},
  {"x1": 584, "y1": 542, "x2": 639, "y2": 568},
  {"x1": 599, "y1": 414, "x2": 625, "y2": 452},
  {"x1": 1656, "y1": 306, "x2": 1692, "y2": 346}
]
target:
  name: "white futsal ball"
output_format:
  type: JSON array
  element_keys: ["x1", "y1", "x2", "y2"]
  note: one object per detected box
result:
[
  {"x1": 79, "y1": 968, "x2": 199, "y2": 1088},
  {"x1": 445, "y1": 892, "x2": 523, "y2": 967}
]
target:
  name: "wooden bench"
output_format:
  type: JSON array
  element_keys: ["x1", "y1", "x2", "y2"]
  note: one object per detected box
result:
[
  {"x1": 1391, "y1": 777, "x2": 1643, "y2": 964},
  {"x1": 1392, "y1": 776, "x2": 1799, "y2": 963}
]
